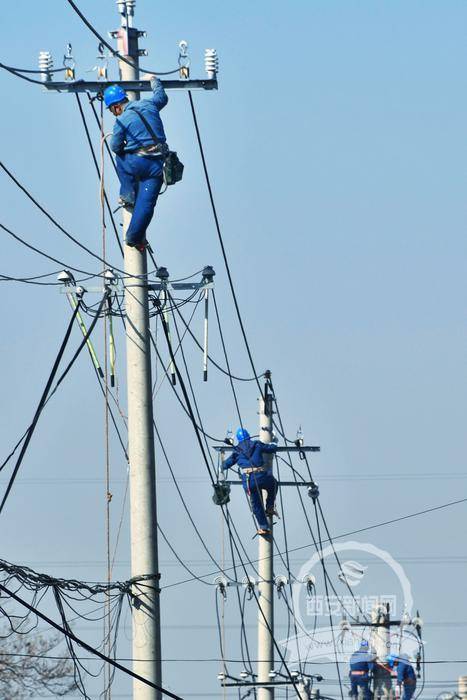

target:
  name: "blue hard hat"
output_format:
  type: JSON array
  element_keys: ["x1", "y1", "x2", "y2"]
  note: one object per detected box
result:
[
  {"x1": 103, "y1": 84, "x2": 127, "y2": 108},
  {"x1": 360, "y1": 640, "x2": 369, "y2": 649},
  {"x1": 386, "y1": 654, "x2": 397, "y2": 668},
  {"x1": 236, "y1": 428, "x2": 250, "y2": 442}
]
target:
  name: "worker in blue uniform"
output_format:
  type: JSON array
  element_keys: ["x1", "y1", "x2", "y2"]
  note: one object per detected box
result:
[
  {"x1": 222, "y1": 428, "x2": 278, "y2": 536},
  {"x1": 104, "y1": 75, "x2": 168, "y2": 250},
  {"x1": 387, "y1": 654, "x2": 417, "y2": 700},
  {"x1": 349, "y1": 640, "x2": 375, "y2": 700}
]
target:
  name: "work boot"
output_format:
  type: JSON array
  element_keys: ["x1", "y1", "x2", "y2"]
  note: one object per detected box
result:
[{"x1": 135, "y1": 239, "x2": 148, "y2": 253}]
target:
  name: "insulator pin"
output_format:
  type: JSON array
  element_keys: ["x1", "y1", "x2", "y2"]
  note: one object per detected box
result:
[
  {"x1": 38, "y1": 51, "x2": 53, "y2": 83},
  {"x1": 204, "y1": 48, "x2": 219, "y2": 79}
]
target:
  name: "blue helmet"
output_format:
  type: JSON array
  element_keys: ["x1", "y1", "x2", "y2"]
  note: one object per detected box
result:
[
  {"x1": 360, "y1": 640, "x2": 369, "y2": 649},
  {"x1": 386, "y1": 654, "x2": 397, "y2": 668},
  {"x1": 103, "y1": 84, "x2": 127, "y2": 108},
  {"x1": 236, "y1": 428, "x2": 250, "y2": 442}
]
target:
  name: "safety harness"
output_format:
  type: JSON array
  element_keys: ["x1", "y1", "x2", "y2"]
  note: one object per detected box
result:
[{"x1": 133, "y1": 109, "x2": 184, "y2": 189}]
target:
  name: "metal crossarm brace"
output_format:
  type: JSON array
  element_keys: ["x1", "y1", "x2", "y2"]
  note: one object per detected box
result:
[
  {"x1": 212, "y1": 445, "x2": 320, "y2": 453},
  {"x1": 42, "y1": 78, "x2": 218, "y2": 93}
]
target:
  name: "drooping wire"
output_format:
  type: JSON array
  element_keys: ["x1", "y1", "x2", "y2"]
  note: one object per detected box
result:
[
  {"x1": 0, "y1": 160, "x2": 131, "y2": 276},
  {"x1": 187, "y1": 91, "x2": 265, "y2": 396},
  {"x1": 0, "y1": 582, "x2": 183, "y2": 700},
  {"x1": 0, "y1": 62, "x2": 45, "y2": 84},
  {"x1": 0, "y1": 303, "x2": 79, "y2": 515},
  {"x1": 65, "y1": 0, "x2": 183, "y2": 76},
  {"x1": 0, "y1": 222, "x2": 97, "y2": 276},
  {"x1": 0, "y1": 291, "x2": 109, "y2": 514},
  {"x1": 74, "y1": 93, "x2": 124, "y2": 256},
  {"x1": 313, "y1": 502, "x2": 345, "y2": 700}
]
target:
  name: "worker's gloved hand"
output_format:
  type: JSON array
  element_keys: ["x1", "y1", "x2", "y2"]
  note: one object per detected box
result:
[{"x1": 141, "y1": 72, "x2": 158, "y2": 89}]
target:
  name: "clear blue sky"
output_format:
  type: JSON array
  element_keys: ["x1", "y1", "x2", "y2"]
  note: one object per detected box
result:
[{"x1": 1, "y1": 1, "x2": 466, "y2": 697}]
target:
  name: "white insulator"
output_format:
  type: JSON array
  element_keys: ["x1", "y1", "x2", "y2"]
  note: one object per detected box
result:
[
  {"x1": 204, "y1": 48, "x2": 218, "y2": 79},
  {"x1": 38, "y1": 51, "x2": 53, "y2": 82}
]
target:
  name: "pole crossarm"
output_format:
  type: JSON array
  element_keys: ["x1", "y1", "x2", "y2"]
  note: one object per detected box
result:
[
  {"x1": 224, "y1": 480, "x2": 317, "y2": 486},
  {"x1": 212, "y1": 445, "x2": 320, "y2": 453},
  {"x1": 43, "y1": 78, "x2": 218, "y2": 93},
  {"x1": 148, "y1": 281, "x2": 214, "y2": 292},
  {"x1": 350, "y1": 620, "x2": 405, "y2": 627},
  {"x1": 223, "y1": 681, "x2": 304, "y2": 688}
]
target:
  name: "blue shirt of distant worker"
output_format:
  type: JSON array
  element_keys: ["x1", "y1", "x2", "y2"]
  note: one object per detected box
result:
[
  {"x1": 104, "y1": 76, "x2": 168, "y2": 249},
  {"x1": 349, "y1": 641, "x2": 374, "y2": 700},
  {"x1": 388, "y1": 655, "x2": 417, "y2": 700},
  {"x1": 222, "y1": 428, "x2": 278, "y2": 535}
]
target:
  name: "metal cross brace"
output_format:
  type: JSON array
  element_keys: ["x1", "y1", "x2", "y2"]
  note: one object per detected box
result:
[
  {"x1": 212, "y1": 446, "x2": 320, "y2": 453},
  {"x1": 223, "y1": 480, "x2": 316, "y2": 486},
  {"x1": 42, "y1": 78, "x2": 218, "y2": 93},
  {"x1": 148, "y1": 281, "x2": 215, "y2": 292}
]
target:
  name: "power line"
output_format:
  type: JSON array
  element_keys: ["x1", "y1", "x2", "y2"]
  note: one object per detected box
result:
[
  {"x1": 160, "y1": 494, "x2": 467, "y2": 590},
  {"x1": 0, "y1": 291, "x2": 110, "y2": 514},
  {"x1": 0, "y1": 61, "x2": 45, "y2": 84},
  {"x1": 65, "y1": 0, "x2": 181, "y2": 76},
  {"x1": 0, "y1": 582, "x2": 183, "y2": 700},
  {"x1": 0, "y1": 160, "x2": 130, "y2": 275},
  {"x1": 0, "y1": 222, "x2": 97, "y2": 276},
  {"x1": 74, "y1": 93, "x2": 124, "y2": 256},
  {"x1": 0, "y1": 62, "x2": 65, "y2": 74},
  {"x1": 187, "y1": 91, "x2": 265, "y2": 396}
]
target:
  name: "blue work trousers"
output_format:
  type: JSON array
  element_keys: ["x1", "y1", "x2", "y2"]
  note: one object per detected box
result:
[
  {"x1": 402, "y1": 683, "x2": 416, "y2": 700},
  {"x1": 116, "y1": 153, "x2": 164, "y2": 246},
  {"x1": 242, "y1": 471, "x2": 278, "y2": 530},
  {"x1": 350, "y1": 676, "x2": 371, "y2": 700}
]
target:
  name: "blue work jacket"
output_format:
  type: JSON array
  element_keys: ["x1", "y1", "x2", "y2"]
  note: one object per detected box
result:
[
  {"x1": 397, "y1": 661, "x2": 416, "y2": 685},
  {"x1": 349, "y1": 649, "x2": 375, "y2": 677},
  {"x1": 110, "y1": 78, "x2": 168, "y2": 155},
  {"x1": 223, "y1": 439, "x2": 277, "y2": 472}
]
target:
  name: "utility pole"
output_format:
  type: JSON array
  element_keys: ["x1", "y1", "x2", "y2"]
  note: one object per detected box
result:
[
  {"x1": 257, "y1": 371, "x2": 275, "y2": 700},
  {"x1": 43, "y1": 2, "x2": 218, "y2": 695},
  {"x1": 115, "y1": 3, "x2": 160, "y2": 698},
  {"x1": 214, "y1": 397, "x2": 320, "y2": 697},
  {"x1": 370, "y1": 604, "x2": 391, "y2": 700}
]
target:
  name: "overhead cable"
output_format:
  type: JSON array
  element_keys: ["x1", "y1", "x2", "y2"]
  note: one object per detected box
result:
[
  {"x1": 0, "y1": 582, "x2": 183, "y2": 700},
  {"x1": 0, "y1": 160, "x2": 130, "y2": 276},
  {"x1": 65, "y1": 0, "x2": 182, "y2": 75},
  {"x1": 188, "y1": 91, "x2": 265, "y2": 396},
  {"x1": 0, "y1": 291, "x2": 109, "y2": 514},
  {"x1": 0, "y1": 222, "x2": 96, "y2": 276},
  {"x1": 74, "y1": 93, "x2": 124, "y2": 255},
  {"x1": 161, "y1": 494, "x2": 467, "y2": 591}
]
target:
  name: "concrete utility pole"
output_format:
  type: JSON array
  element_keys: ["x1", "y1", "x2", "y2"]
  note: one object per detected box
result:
[
  {"x1": 115, "y1": 3, "x2": 161, "y2": 698},
  {"x1": 370, "y1": 603, "x2": 390, "y2": 662},
  {"x1": 371, "y1": 604, "x2": 392, "y2": 700},
  {"x1": 298, "y1": 679, "x2": 311, "y2": 699},
  {"x1": 257, "y1": 372, "x2": 275, "y2": 700}
]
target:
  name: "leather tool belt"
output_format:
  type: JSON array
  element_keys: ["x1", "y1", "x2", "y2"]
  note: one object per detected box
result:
[
  {"x1": 242, "y1": 467, "x2": 265, "y2": 475},
  {"x1": 135, "y1": 143, "x2": 169, "y2": 157}
]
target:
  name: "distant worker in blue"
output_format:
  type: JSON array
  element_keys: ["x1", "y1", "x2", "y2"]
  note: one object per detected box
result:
[
  {"x1": 349, "y1": 640, "x2": 375, "y2": 700},
  {"x1": 104, "y1": 74, "x2": 168, "y2": 251},
  {"x1": 387, "y1": 654, "x2": 417, "y2": 700},
  {"x1": 222, "y1": 428, "x2": 278, "y2": 536}
]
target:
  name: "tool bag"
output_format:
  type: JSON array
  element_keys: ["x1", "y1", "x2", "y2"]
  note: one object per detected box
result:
[
  {"x1": 135, "y1": 109, "x2": 184, "y2": 186},
  {"x1": 212, "y1": 482, "x2": 231, "y2": 506}
]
